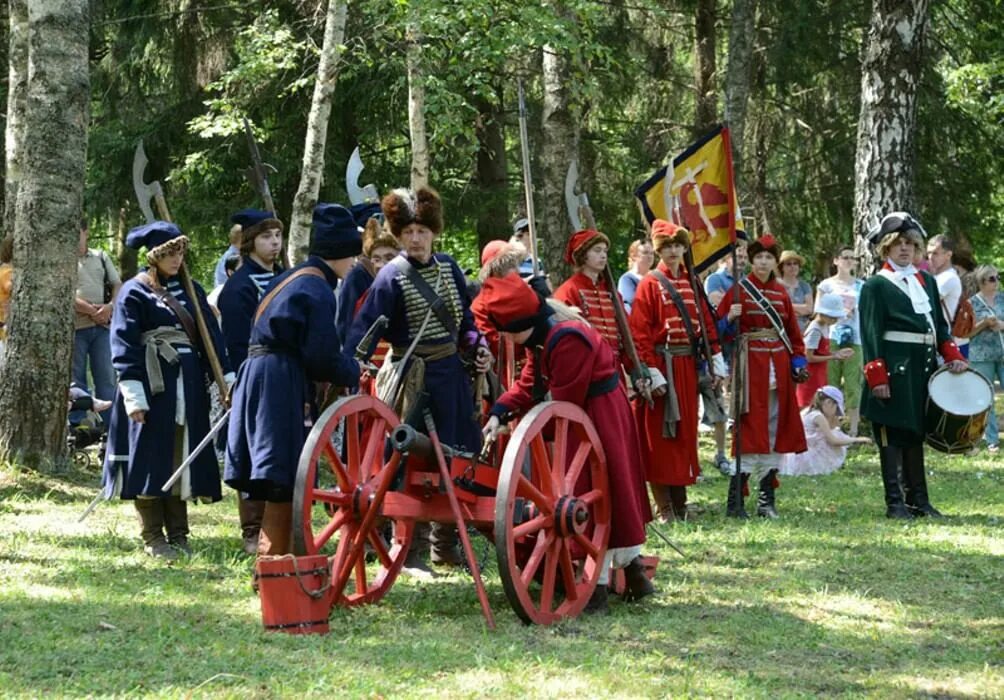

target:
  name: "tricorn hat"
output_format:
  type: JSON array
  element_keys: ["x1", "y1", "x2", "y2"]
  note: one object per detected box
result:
[{"x1": 863, "y1": 211, "x2": 927, "y2": 247}]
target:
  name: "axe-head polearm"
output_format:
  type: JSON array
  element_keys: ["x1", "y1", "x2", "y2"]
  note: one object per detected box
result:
[
  {"x1": 346, "y1": 146, "x2": 380, "y2": 206},
  {"x1": 132, "y1": 139, "x2": 168, "y2": 223},
  {"x1": 516, "y1": 80, "x2": 541, "y2": 278},
  {"x1": 564, "y1": 159, "x2": 597, "y2": 231},
  {"x1": 243, "y1": 117, "x2": 277, "y2": 214}
]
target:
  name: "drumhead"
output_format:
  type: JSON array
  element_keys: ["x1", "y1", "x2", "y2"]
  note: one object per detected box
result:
[{"x1": 928, "y1": 368, "x2": 993, "y2": 415}]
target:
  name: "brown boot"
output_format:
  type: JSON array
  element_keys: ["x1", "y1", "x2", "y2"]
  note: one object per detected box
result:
[
  {"x1": 401, "y1": 522, "x2": 437, "y2": 580},
  {"x1": 163, "y1": 496, "x2": 192, "y2": 555},
  {"x1": 258, "y1": 501, "x2": 293, "y2": 557},
  {"x1": 669, "y1": 486, "x2": 688, "y2": 522},
  {"x1": 650, "y1": 484, "x2": 675, "y2": 523},
  {"x1": 135, "y1": 498, "x2": 178, "y2": 560},
  {"x1": 238, "y1": 496, "x2": 266, "y2": 555},
  {"x1": 430, "y1": 522, "x2": 463, "y2": 567}
]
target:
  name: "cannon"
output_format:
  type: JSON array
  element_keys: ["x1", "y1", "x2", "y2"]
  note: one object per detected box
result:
[{"x1": 286, "y1": 394, "x2": 612, "y2": 627}]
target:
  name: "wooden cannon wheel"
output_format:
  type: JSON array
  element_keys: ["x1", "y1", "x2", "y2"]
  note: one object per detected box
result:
[
  {"x1": 292, "y1": 394, "x2": 413, "y2": 606},
  {"x1": 494, "y1": 400, "x2": 611, "y2": 625}
]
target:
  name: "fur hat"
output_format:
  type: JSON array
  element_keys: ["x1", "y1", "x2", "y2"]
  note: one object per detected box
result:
[
  {"x1": 381, "y1": 187, "x2": 443, "y2": 238},
  {"x1": 126, "y1": 221, "x2": 189, "y2": 262},
  {"x1": 747, "y1": 233, "x2": 781, "y2": 261},
  {"x1": 564, "y1": 229, "x2": 610, "y2": 266},
  {"x1": 362, "y1": 218, "x2": 400, "y2": 258},
  {"x1": 479, "y1": 241, "x2": 527, "y2": 282},
  {"x1": 650, "y1": 219, "x2": 690, "y2": 251}
]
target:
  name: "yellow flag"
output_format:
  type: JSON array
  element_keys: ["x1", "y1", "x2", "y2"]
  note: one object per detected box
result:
[{"x1": 635, "y1": 125, "x2": 744, "y2": 272}]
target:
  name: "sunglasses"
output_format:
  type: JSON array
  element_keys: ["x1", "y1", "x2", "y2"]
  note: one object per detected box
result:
[{"x1": 987, "y1": 276, "x2": 999, "y2": 282}]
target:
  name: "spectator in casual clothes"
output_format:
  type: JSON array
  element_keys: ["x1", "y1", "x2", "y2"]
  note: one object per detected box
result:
[
  {"x1": 777, "y1": 250, "x2": 813, "y2": 332},
  {"x1": 0, "y1": 236, "x2": 12, "y2": 351},
  {"x1": 816, "y1": 245, "x2": 864, "y2": 436},
  {"x1": 73, "y1": 221, "x2": 122, "y2": 426},
  {"x1": 617, "y1": 239, "x2": 654, "y2": 313},
  {"x1": 968, "y1": 264, "x2": 1004, "y2": 453},
  {"x1": 207, "y1": 255, "x2": 241, "y2": 318},
  {"x1": 704, "y1": 240, "x2": 748, "y2": 308},
  {"x1": 926, "y1": 234, "x2": 968, "y2": 358},
  {"x1": 212, "y1": 224, "x2": 242, "y2": 287},
  {"x1": 509, "y1": 217, "x2": 546, "y2": 280},
  {"x1": 797, "y1": 293, "x2": 852, "y2": 408}
]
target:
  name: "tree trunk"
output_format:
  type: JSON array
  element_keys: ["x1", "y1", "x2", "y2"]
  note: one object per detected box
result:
[
  {"x1": 539, "y1": 44, "x2": 578, "y2": 280},
  {"x1": 288, "y1": 0, "x2": 348, "y2": 263},
  {"x1": 0, "y1": 0, "x2": 90, "y2": 470},
  {"x1": 852, "y1": 0, "x2": 930, "y2": 268},
  {"x1": 406, "y1": 17, "x2": 429, "y2": 190},
  {"x1": 693, "y1": 0, "x2": 717, "y2": 136},
  {"x1": 4, "y1": 0, "x2": 28, "y2": 235},
  {"x1": 724, "y1": 0, "x2": 757, "y2": 190},
  {"x1": 473, "y1": 89, "x2": 508, "y2": 251}
]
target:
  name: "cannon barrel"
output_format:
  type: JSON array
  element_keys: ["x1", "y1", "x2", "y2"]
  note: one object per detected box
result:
[{"x1": 390, "y1": 424, "x2": 434, "y2": 457}]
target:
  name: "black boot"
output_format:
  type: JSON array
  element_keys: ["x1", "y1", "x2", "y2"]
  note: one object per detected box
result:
[
  {"x1": 879, "y1": 446, "x2": 912, "y2": 519},
  {"x1": 164, "y1": 496, "x2": 192, "y2": 555},
  {"x1": 725, "y1": 473, "x2": 749, "y2": 519},
  {"x1": 401, "y1": 522, "x2": 438, "y2": 580},
  {"x1": 584, "y1": 583, "x2": 609, "y2": 615},
  {"x1": 134, "y1": 498, "x2": 178, "y2": 560},
  {"x1": 902, "y1": 445, "x2": 943, "y2": 517},
  {"x1": 757, "y1": 470, "x2": 778, "y2": 519},
  {"x1": 237, "y1": 495, "x2": 265, "y2": 555},
  {"x1": 430, "y1": 522, "x2": 463, "y2": 567},
  {"x1": 621, "y1": 556, "x2": 655, "y2": 602}
]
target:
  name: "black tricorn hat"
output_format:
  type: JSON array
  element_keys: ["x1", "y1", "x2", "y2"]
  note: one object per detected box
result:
[{"x1": 863, "y1": 211, "x2": 928, "y2": 247}]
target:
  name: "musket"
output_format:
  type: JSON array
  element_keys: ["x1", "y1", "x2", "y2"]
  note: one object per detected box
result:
[
  {"x1": 133, "y1": 140, "x2": 229, "y2": 400},
  {"x1": 242, "y1": 117, "x2": 276, "y2": 213},
  {"x1": 564, "y1": 160, "x2": 652, "y2": 407},
  {"x1": 516, "y1": 80, "x2": 541, "y2": 277}
]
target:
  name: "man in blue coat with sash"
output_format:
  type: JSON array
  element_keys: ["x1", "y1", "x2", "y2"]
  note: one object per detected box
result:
[{"x1": 225, "y1": 203, "x2": 362, "y2": 556}]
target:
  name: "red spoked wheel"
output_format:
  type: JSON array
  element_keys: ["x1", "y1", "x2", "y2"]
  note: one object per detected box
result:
[
  {"x1": 494, "y1": 401, "x2": 610, "y2": 625},
  {"x1": 292, "y1": 394, "x2": 413, "y2": 606}
]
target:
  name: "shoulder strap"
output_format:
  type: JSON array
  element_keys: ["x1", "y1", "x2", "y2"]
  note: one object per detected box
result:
[
  {"x1": 253, "y1": 267, "x2": 326, "y2": 325},
  {"x1": 393, "y1": 257, "x2": 459, "y2": 339},
  {"x1": 651, "y1": 269, "x2": 698, "y2": 347},
  {"x1": 739, "y1": 277, "x2": 794, "y2": 354},
  {"x1": 137, "y1": 272, "x2": 199, "y2": 347}
]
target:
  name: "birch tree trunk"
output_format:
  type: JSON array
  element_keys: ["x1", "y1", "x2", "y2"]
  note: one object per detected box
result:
[
  {"x1": 724, "y1": 0, "x2": 757, "y2": 190},
  {"x1": 852, "y1": 0, "x2": 931, "y2": 269},
  {"x1": 0, "y1": 0, "x2": 89, "y2": 469},
  {"x1": 539, "y1": 44, "x2": 578, "y2": 279},
  {"x1": 4, "y1": 0, "x2": 29, "y2": 234},
  {"x1": 406, "y1": 16, "x2": 429, "y2": 190},
  {"x1": 693, "y1": 0, "x2": 718, "y2": 136},
  {"x1": 288, "y1": 0, "x2": 347, "y2": 263}
]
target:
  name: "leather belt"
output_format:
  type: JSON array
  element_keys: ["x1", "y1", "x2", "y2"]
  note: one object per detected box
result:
[{"x1": 883, "y1": 330, "x2": 935, "y2": 345}]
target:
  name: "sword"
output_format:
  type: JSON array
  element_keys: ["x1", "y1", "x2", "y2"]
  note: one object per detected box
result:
[{"x1": 161, "y1": 409, "x2": 231, "y2": 493}]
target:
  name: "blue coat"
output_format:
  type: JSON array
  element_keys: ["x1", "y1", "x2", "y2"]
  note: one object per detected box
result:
[
  {"x1": 336, "y1": 260, "x2": 375, "y2": 343},
  {"x1": 217, "y1": 257, "x2": 278, "y2": 369},
  {"x1": 102, "y1": 274, "x2": 231, "y2": 501},
  {"x1": 345, "y1": 252, "x2": 483, "y2": 453},
  {"x1": 224, "y1": 257, "x2": 360, "y2": 498}
]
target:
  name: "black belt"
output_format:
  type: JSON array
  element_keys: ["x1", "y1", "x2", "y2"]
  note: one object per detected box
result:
[
  {"x1": 586, "y1": 373, "x2": 619, "y2": 398},
  {"x1": 248, "y1": 343, "x2": 288, "y2": 358}
]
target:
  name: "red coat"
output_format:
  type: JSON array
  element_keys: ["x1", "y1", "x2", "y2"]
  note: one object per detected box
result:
[
  {"x1": 553, "y1": 272, "x2": 630, "y2": 370},
  {"x1": 493, "y1": 320, "x2": 651, "y2": 548},
  {"x1": 716, "y1": 274, "x2": 808, "y2": 455},
  {"x1": 629, "y1": 263, "x2": 720, "y2": 485}
]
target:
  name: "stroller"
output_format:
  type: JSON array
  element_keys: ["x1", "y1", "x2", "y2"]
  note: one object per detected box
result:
[{"x1": 68, "y1": 383, "x2": 108, "y2": 469}]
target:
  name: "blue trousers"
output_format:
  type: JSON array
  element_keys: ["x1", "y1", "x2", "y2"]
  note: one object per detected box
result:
[
  {"x1": 71, "y1": 325, "x2": 115, "y2": 426},
  {"x1": 970, "y1": 360, "x2": 1004, "y2": 447}
]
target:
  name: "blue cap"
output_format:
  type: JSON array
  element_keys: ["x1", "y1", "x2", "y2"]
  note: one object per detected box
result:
[
  {"x1": 310, "y1": 203, "x2": 362, "y2": 260},
  {"x1": 349, "y1": 202, "x2": 383, "y2": 229},
  {"x1": 230, "y1": 208, "x2": 277, "y2": 230},
  {"x1": 125, "y1": 221, "x2": 184, "y2": 251}
]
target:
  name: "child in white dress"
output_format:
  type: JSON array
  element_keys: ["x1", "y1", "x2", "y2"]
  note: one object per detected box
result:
[{"x1": 781, "y1": 386, "x2": 871, "y2": 476}]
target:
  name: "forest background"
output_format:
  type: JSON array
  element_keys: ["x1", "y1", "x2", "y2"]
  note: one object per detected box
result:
[{"x1": 4, "y1": 0, "x2": 1002, "y2": 281}]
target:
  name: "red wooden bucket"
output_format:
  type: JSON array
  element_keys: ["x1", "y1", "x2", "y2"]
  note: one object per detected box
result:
[
  {"x1": 608, "y1": 555, "x2": 659, "y2": 597},
  {"x1": 254, "y1": 554, "x2": 333, "y2": 635}
]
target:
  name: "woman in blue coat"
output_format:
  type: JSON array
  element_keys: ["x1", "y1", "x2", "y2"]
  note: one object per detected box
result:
[
  {"x1": 102, "y1": 222, "x2": 234, "y2": 560},
  {"x1": 225, "y1": 203, "x2": 362, "y2": 556}
]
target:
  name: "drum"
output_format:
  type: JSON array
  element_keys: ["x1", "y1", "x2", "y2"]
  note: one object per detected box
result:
[{"x1": 924, "y1": 367, "x2": 993, "y2": 454}]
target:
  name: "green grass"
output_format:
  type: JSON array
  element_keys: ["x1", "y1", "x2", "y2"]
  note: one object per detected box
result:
[{"x1": 1, "y1": 441, "x2": 1001, "y2": 698}]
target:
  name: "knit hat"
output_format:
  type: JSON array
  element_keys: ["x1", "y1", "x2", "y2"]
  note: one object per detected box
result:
[
  {"x1": 309, "y1": 203, "x2": 362, "y2": 260},
  {"x1": 381, "y1": 187, "x2": 443, "y2": 237},
  {"x1": 564, "y1": 229, "x2": 610, "y2": 266},
  {"x1": 350, "y1": 202, "x2": 383, "y2": 230},
  {"x1": 814, "y1": 292, "x2": 846, "y2": 319},
  {"x1": 126, "y1": 221, "x2": 188, "y2": 261},
  {"x1": 650, "y1": 219, "x2": 690, "y2": 251},
  {"x1": 479, "y1": 271, "x2": 549, "y2": 332},
  {"x1": 747, "y1": 233, "x2": 781, "y2": 261},
  {"x1": 230, "y1": 208, "x2": 283, "y2": 246}
]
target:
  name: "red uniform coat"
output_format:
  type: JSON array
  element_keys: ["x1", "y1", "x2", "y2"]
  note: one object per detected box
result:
[
  {"x1": 553, "y1": 272, "x2": 630, "y2": 369},
  {"x1": 492, "y1": 319, "x2": 651, "y2": 548},
  {"x1": 629, "y1": 263, "x2": 721, "y2": 485},
  {"x1": 716, "y1": 275, "x2": 808, "y2": 455}
]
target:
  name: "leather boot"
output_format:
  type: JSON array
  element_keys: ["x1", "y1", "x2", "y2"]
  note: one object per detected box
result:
[
  {"x1": 163, "y1": 496, "x2": 192, "y2": 554},
  {"x1": 650, "y1": 484, "x2": 675, "y2": 523},
  {"x1": 430, "y1": 522, "x2": 463, "y2": 566},
  {"x1": 134, "y1": 498, "x2": 177, "y2": 560},
  {"x1": 401, "y1": 522, "x2": 437, "y2": 580},
  {"x1": 258, "y1": 501, "x2": 293, "y2": 556},
  {"x1": 584, "y1": 583, "x2": 609, "y2": 615},
  {"x1": 757, "y1": 470, "x2": 778, "y2": 519},
  {"x1": 879, "y1": 446, "x2": 912, "y2": 519},
  {"x1": 725, "y1": 473, "x2": 749, "y2": 519},
  {"x1": 238, "y1": 496, "x2": 265, "y2": 555},
  {"x1": 902, "y1": 445, "x2": 943, "y2": 517},
  {"x1": 621, "y1": 556, "x2": 655, "y2": 602},
  {"x1": 669, "y1": 486, "x2": 689, "y2": 522}
]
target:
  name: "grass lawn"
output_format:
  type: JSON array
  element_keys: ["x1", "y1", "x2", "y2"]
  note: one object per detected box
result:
[{"x1": 1, "y1": 440, "x2": 1001, "y2": 698}]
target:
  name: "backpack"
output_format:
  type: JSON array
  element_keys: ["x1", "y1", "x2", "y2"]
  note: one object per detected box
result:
[{"x1": 942, "y1": 296, "x2": 975, "y2": 338}]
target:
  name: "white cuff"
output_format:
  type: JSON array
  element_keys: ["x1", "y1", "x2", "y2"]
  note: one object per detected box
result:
[
  {"x1": 712, "y1": 352, "x2": 727, "y2": 377},
  {"x1": 647, "y1": 367, "x2": 668, "y2": 392},
  {"x1": 119, "y1": 379, "x2": 149, "y2": 415},
  {"x1": 224, "y1": 371, "x2": 236, "y2": 388}
]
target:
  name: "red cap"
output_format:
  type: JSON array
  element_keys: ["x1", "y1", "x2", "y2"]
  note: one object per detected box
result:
[
  {"x1": 564, "y1": 229, "x2": 610, "y2": 265},
  {"x1": 479, "y1": 272, "x2": 543, "y2": 331},
  {"x1": 480, "y1": 239, "x2": 509, "y2": 267},
  {"x1": 651, "y1": 219, "x2": 690, "y2": 250}
]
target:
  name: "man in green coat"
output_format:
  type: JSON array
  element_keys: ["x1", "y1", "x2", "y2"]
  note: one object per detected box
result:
[{"x1": 859, "y1": 212, "x2": 967, "y2": 519}]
